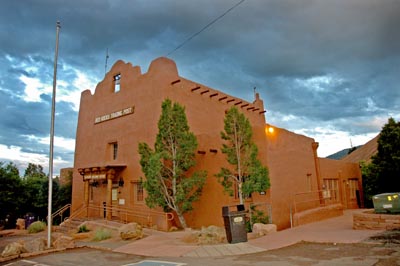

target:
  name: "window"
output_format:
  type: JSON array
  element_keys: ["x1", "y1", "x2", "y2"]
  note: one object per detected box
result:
[
  {"x1": 112, "y1": 142, "x2": 118, "y2": 160},
  {"x1": 114, "y1": 74, "x2": 121, "y2": 92},
  {"x1": 323, "y1": 179, "x2": 339, "y2": 201},
  {"x1": 133, "y1": 182, "x2": 144, "y2": 202}
]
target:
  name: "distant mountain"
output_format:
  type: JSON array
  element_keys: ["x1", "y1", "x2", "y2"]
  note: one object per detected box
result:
[
  {"x1": 341, "y1": 135, "x2": 379, "y2": 163},
  {"x1": 326, "y1": 147, "x2": 358, "y2": 160},
  {"x1": 325, "y1": 134, "x2": 379, "y2": 162}
]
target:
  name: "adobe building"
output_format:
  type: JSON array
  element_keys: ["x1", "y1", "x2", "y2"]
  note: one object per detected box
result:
[{"x1": 71, "y1": 57, "x2": 362, "y2": 231}]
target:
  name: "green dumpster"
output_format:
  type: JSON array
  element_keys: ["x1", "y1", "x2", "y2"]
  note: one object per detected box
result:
[{"x1": 372, "y1": 193, "x2": 400, "y2": 214}]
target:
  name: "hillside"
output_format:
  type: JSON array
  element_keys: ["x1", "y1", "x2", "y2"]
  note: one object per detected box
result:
[
  {"x1": 341, "y1": 135, "x2": 379, "y2": 163},
  {"x1": 325, "y1": 135, "x2": 379, "y2": 163},
  {"x1": 326, "y1": 148, "x2": 353, "y2": 160}
]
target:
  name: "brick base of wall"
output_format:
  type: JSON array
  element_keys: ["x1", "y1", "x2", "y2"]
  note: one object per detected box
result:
[
  {"x1": 353, "y1": 209, "x2": 400, "y2": 230},
  {"x1": 293, "y1": 204, "x2": 344, "y2": 227}
]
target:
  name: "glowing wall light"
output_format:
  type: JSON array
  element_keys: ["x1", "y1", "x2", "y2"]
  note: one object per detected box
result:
[{"x1": 265, "y1": 126, "x2": 274, "y2": 134}]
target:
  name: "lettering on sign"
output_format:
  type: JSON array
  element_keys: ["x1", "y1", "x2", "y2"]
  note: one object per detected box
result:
[
  {"x1": 95, "y1": 106, "x2": 135, "y2": 124},
  {"x1": 83, "y1": 173, "x2": 106, "y2": 181}
]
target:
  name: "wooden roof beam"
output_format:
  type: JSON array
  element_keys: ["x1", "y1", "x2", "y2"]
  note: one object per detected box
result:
[{"x1": 171, "y1": 79, "x2": 181, "y2": 85}]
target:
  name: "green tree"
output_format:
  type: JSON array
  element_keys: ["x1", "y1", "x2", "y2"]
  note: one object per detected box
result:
[
  {"x1": 53, "y1": 171, "x2": 73, "y2": 224},
  {"x1": 0, "y1": 162, "x2": 24, "y2": 228},
  {"x1": 138, "y1": 99, "x2": 207, "y2": 228},
  {"x1": 362, "y1": 118, "x2": 400, "y2": 206},
  {"x1": 360, "y1": 161, "x2": 378, "y2": 207},
  {"x1": 23, "y1": 163, "x2": 49, "y2": 219},
  {"x1": 373, "y1": 118, "x2": 400, "y2": 192},
  {"x1": 216, "y1": 106, "x2": 270, "y2": 204},
  {"x1": 24, "y1": 163, "x2": 46, "y2": 178}
]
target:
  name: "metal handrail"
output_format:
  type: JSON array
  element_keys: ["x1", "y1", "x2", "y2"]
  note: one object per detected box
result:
[
  {"x1": 62, "y1": 203, "x2": 174, "y2": 230},
  {"x1": 292, "y1": 189, "x2": 340, "y2": 213},
  {"x1": 61, "y1": 204, "x2": 86, "y2": 223},
  {"x1": 48, "y1": 203, "x2": 72, "y2": 224},
  {"x1": 52, "y1": 204, "x2": 71, "y2": 219},
  {"x1": 85, "y1": 204, "x2": 174, "y2": 225}
]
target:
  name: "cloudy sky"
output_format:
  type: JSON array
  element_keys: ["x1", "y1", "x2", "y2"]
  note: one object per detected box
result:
[{"x1": 1, "y1": 0, "x2": 399, "y2": 175}]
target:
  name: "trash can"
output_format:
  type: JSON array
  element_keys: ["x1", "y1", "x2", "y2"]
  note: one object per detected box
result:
[
  {"x1": 222, "y1": 204, "x2": 248, "y2": 244},
  {"x1": 373, "y1": 193, "x2": 400, "y2": 214},
  {"x1": 24, "y1": 213, "x2": 35, "y2": 229}
]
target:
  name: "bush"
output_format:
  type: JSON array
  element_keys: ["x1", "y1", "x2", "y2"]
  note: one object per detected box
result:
[
  {"x1": 78, "y1": 224, "x2": 89, "y2": 233},
  {"x1": 92, "y1": 228, "x2": 112, "y2": 241},
  {"x1": 246, "y1": 205, "x2": 270, "y2": 232},
  {"x1": 27, "y1": 221, "x2": 46, "y2": 233}
]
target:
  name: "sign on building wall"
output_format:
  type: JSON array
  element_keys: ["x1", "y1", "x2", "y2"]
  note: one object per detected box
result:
[
  {"x1": 94, "y1": 106, "x2": 135, "y2": 124},
  {"x1": 83, "y1": 173, "x2": 106, "y2": 181}
]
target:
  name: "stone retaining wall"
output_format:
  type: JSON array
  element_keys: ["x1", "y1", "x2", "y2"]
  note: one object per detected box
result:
[{"x1": 353, "y1": 209, "x2": 400, "y2": 230}]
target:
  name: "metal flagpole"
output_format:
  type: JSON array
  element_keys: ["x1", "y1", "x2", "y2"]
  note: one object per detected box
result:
[{"x1": 48, "y1": 21, "x2": 61, "y2": 249}]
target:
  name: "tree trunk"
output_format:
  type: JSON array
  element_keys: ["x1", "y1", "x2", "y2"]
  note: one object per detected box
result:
[
  {"x1": 175, "y1": 209, "x2": 187, "y2": 229},
  {"x1": 238, "y1": 182, "x2": 244, "y2": 205}
]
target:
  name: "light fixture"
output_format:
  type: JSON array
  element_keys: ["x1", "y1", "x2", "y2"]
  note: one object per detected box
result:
[
  {"x1": 265, "y1": 126, "x2": 274, "y2": 135},
  {"x1": 119, "y1": 178, "x2": 124, "y2": 187}
]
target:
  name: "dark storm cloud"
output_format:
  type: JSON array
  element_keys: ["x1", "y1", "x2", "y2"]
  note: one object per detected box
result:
[{"x1": 0, "y1": 0, "x2": 399, "y2": 171}]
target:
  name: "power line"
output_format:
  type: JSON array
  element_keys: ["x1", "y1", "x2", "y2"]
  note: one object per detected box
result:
[{"x1": 167, "y1": 0, "x2": 245, "y2": 56}]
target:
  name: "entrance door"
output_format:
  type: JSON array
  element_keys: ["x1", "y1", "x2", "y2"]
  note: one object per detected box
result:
[{"x1": 112, "y1": 188, "x2": 118, "y2": 217}]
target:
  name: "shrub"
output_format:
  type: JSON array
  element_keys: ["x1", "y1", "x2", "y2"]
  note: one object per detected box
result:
[
  {"x1": 246, "y1": 205, "x2": 270, "y2": 232},
  {"x1": 27, "y1": 221, "x2": 46, "y2": 233},
  {"x1": 77, "y1": 224, "x2": 89, "y2": 233},
  {"x1": 92, "y1": 228, "x2": 112, "y2": 241}
]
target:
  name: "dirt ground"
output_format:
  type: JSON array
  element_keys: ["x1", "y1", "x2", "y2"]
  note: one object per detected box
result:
[{"x1": 1, "y1": 229, "x2": 400, "y2": 266}]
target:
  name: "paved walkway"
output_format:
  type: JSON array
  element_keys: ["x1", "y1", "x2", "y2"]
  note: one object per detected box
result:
[{"x1": 112, "y1": 209, "x2": 384, "y2": 258}]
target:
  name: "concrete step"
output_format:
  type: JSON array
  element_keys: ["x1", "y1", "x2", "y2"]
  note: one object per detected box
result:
[{"x1": 56, "y1": 218, "x2": 85, "y2": 234}]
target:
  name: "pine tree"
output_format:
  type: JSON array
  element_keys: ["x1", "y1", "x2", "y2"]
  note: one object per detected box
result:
[
  {"x1": 216, "y1": 106, "x2": 270, "y2": 204},
  {"x1": 362, "y1": 117, "x2": 400, "y2": 206},
  {"x1": 138, "y1": 99, "x2": 206, "y2": 228},
  {"x1": 372, "y1": 118, "x2": 400, "y2": 192}
]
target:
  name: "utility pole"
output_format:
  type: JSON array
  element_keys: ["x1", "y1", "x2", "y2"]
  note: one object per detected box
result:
[
  {"x1": 48, "y1": 20, "x2": 60, "y2": 249},
  {"x1": 105, "y1": 48, "x2": 109, "y2": 76}
]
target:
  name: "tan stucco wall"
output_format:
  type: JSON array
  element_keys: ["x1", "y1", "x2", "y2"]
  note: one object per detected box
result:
[
  {"x1": 72, "y1": 57, "x2": 270, "y2": 229},
  {"x1": 265, "y1": 125, "x2": 320, "y2": 229},
  {"x1": 72, "y1": 57, "x2": 362, "y2": 230},
  {"x1": 319, "y1": 157, "x2": 363, "y2": 209}
]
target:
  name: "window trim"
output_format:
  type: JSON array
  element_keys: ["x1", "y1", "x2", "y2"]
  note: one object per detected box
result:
[
  {"x1": 133, "y1": 181, "x2": 144, "y2": 203},
  {"x1": 114, "y1": 74, "x2": 121, "y2": 92},
  {"x1": 111, "y1": 142, "x2": 118, "y2": 160}
]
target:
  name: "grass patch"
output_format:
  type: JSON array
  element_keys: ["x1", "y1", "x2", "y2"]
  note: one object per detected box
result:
[
  {"x1": 92, "y1": 228, "x2": 112, "y2": 241},
  {"x1": 27, "y1": 221, "x2": 46, "y2": 233}
]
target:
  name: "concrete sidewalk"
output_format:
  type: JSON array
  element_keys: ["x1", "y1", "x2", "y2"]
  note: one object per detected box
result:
[{"x1": 113, "y1": 209, "x2": 384, "y2": 258}]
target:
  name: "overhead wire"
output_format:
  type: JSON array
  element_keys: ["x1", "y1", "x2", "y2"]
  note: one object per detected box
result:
[{"x1": 166, "y1": 0, "x2": 245, "y2": 56}]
